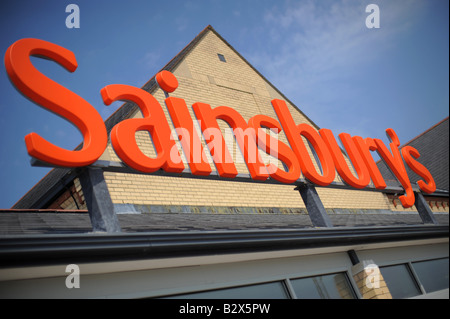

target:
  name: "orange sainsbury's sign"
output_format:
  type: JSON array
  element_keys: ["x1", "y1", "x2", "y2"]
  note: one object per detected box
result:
[{"x1": 4, "y1": 38, "x2": 436, "y2": 208}]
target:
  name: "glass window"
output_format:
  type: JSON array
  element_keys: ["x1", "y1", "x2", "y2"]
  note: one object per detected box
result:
[
  {"x1": 380, "y1": 264, "x2": 421, "y2": 298},
  {"x1": 167, "y1": 281, "x2": 289, "y2": 299},
  {"x1": 217, "y1": 53, "x2": 226, "y2": 62},
  {"x1": 290, "y1": 273, "x2": 356, "y2": 299},
  {"x1": 412, "y1": 258, "x2": 449, "y2": 293}
]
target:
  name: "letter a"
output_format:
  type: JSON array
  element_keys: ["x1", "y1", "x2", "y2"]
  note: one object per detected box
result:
[
  {"x1": 65, "y1": 264, "x2": 80, "y2": 289},
  {"x1": 101, "y1": 84, "x2": 184, "y2": 173},
  {"x1": 366, "y1": 4, "x2": 380, "y2": 29},
  {"x1": 66, "y1": 4, "x2": 80, "y2": 29}
]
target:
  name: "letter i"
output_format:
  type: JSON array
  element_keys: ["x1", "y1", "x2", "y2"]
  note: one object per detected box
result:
[{"x1": 156, "y1": 71, "x2": 212, "y2": 176}]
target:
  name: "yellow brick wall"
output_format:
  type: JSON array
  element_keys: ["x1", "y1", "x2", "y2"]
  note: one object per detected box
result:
[
  {"x1": 99, "y1": 29, "x2": 392, "y2": 212},
  {"x1": 104, "y1": 172, "x2": 304, "y2": 208},
  {"x1": 48, "y1": 177, "x2": 87, "y2": 210},
  {"x1": 353, "y1": 264, "x2": 393, "y2": 299}
]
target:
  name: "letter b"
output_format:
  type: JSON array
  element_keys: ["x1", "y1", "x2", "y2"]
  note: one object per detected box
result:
[{"x1": 223, "y1": 304, "x2": 231, "y2": 314}]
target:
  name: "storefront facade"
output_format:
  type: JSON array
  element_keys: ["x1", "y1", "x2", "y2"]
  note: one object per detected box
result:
[{"x1": 0, "y1": 26, "x2": 448, "y2": 299}]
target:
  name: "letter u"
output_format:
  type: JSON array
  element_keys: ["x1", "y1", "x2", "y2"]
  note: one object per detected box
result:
[{"x1": 320, "y1": 129, "x2": 371, "y2": 188}]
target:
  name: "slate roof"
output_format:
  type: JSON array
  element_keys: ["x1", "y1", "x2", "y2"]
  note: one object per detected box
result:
[
  {"x1": 377, "y1": 117, "x2": 449, "y2": 192},
  {"x1": 0, "y1": 210, "x2": 448, "y2": 236}
]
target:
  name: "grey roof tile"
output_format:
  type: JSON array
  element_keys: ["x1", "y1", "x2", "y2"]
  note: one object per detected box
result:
[
  {"x1": 377, "y1": 117, "x2": 449, "y2": 191},
  {"x1": 0, "y1": 211, "x2": 447, "y2": 236}
]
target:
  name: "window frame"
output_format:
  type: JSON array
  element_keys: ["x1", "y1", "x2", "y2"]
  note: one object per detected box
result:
[
  {"x1": 378, "y1": 257, "x2": 450, "y2": 298},
  {"x1": 287, "y1": 271, "x2": 357, "y2": 299},
  {"x1": 165, "y1": 279, "x2": 291, "y2": 299},
  {"x1": 410, "y1": 257, "x2": 449, "y2": 294},
  {"x1": 162, "y1": 270, "x2": 358, "y2": 299},
  {"x1": 379, "y1": 262, "x2": 423, "y2": 298}
]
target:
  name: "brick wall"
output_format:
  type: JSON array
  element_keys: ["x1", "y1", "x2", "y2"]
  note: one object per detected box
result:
[
  {"x1": 48, "y1": 178, "x2": 86, "y2": 210},
  {"x1": 352, "y1": 261, "x2": 393, "y2": 299}
]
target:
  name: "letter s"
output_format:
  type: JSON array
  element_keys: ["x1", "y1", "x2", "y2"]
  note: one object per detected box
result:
[
  {"x1": 248, "y1": 114, "x2": 301, "y2": 184},
  {"x1": 4, "y1": 38, "x2": 107, "y2": 167},
  {"x1": 401, "y1": 146, "x2": 436, "y2": 194}
]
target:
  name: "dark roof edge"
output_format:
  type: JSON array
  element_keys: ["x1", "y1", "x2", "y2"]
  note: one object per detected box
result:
[
  {"x1": 0, "y1": 208, "x2": 88, "y2": 213},
  {"x1": 103, "y1": 25, "x2": 214, "y2": 132},
  {"x1": 102, "y1": 25, "x2": 322, "y2": 131},
  {"x1": 11, "y1": 167, "x2": 72, "y2": 209},
  {"x1": 375, "y1": 116, "x2": 449, "y2": 166},
  {"x1": 401, "y1": 116, "x2": 449, "y2": 149},
  {"x1": 1, "y1": 225, "x2": 448, "y2": 268}
]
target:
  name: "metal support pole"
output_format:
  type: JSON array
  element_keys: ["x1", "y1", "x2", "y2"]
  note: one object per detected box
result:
[
  {"x1": 347, "y1": 249, "x2": 360, "y2": 266},
  {"x1": 295, "y1": 184, "x2": 333, "y2": 227},
  {"x1": 79, "y1": 167, "x2": 121, "y2": 233},
  {"x1": 414, "y1": 192, "x2": 438, "y2": 225}
]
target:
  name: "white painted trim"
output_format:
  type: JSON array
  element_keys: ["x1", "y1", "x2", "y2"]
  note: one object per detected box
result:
[
  {"x1": 0, "y1": 237, "x2": 447, "y2": 282},
  {"x1": 0, "y1": 239, "x2": 447, "y2": 299},
  {"x1": 410, "y1": 288, "x2": 449, "y2": 299}
]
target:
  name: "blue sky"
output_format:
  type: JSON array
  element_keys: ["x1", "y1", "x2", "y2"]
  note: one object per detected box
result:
[{"x1": 0, "y1": 0, "x2": 448, "y2": 208}]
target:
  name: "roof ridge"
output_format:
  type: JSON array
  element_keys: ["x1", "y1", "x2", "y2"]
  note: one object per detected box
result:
[
  {"x1": 205, "y1": 26, "x2": 321, "y2": 130},
  {"x1": 400, "y1": 116, "x2": 449, "y2": 149},
  {"x1": 103, "y1": 24, "x2": 214, "y2": 132},
  {"x1": 375, "y1": 116, "x2": 449, "y2": 165}
]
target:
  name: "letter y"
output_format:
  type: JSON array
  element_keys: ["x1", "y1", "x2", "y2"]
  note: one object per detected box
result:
[{"x1": 375, "y1": 129, "x2": 415, "y2": 208}]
